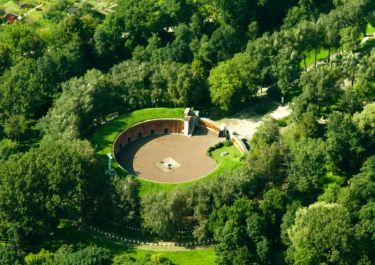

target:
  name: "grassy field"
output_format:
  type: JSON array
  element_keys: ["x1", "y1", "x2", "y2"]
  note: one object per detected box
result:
[
  {"x1": 91, "y1": 107, "x2": 245, "y2": 196},
  {"x1": 41, "y1": 223, "x2": 216, "y2": 265}
]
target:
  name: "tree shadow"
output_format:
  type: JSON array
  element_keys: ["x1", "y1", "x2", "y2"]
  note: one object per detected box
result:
[
  {"x1": 205, "y1": 96, "x2": 280, "y2": 121},
  {"x1": 192, "y1": 126, "x2": 209, "y2": 136}
]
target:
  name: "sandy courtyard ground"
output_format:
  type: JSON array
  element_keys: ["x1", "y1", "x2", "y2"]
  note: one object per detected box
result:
[
  {"x1": 116, "y1": 127, "x2": 222, "y2": 183},
  {"x1": 217, "y1": 105, "x2": 290, "y2": 139}
]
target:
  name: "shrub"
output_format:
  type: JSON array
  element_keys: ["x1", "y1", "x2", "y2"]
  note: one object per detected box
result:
[
  {"x1": 207, "y1": 141, "x2": 225, "y2": 156},
  {"x1": 277, "y1": 118, "x2": 288, "y2": 127},
  {"x1": 224, "y1": 140, "x2": 233, "y2": 146}
]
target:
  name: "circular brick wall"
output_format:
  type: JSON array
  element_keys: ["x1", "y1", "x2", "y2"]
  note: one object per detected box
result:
[
  {"x1": 115, "y1": 126, "x2": 222, "y2": 183},
  {"x1": 113, "y1": 119, "x2": 184, "y2": 157}
]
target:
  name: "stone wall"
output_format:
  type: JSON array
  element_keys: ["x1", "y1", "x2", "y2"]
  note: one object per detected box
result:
[
  {"x1": 199, "y1": 117, "x2": 248, "y2": 153},
  {"x1": 113, "y1": 119, "x2": 184, "y2": 155},
  {"x1": 231, "y1": 134, "x2": 248, "y2": 153},
  {"x1": 198, "y1": 118, "x2": 221, "y2": 133}
]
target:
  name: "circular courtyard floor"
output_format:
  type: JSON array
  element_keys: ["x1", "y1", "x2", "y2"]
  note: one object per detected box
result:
[{"x1": 116, "y1": 127, "x2": 222, "y2": 183}]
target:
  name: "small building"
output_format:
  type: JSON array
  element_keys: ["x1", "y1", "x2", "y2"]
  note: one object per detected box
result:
[{"x1": 4, "y1": 13, "x2": 22, "y2": 24}]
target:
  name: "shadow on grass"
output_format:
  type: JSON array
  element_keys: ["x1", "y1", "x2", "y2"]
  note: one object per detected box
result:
[{"x1": 116, "y1": 135, "x2": 164, "y2": 175}]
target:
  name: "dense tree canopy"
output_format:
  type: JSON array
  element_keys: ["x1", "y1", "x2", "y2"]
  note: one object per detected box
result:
[
  {"x1": 210, "y1": 198, "x2": 271, "y2": 265},
  {"x1": 0, "y1": 0, "x2": 374, "y2": 263},
  {"x1": 287, "y1": 202, "x2": 355, "y2": 265},
  {"x1": 0, "y1": 138, "x2": 102, "y2": 244},
  {"x1": 288, "y1": 138, "x2": 327, "y2": 197}
]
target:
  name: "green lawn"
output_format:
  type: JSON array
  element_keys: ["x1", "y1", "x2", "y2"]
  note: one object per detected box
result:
[
  {"x1": 302, "y1": 49, "x2": 331, "y2": 67},
  {"x1": 280, "y1": 125, "x2": 296, "y2": 146},
  {"x1": 91, "y1": 108, "x2": 184, "y2": 156},
  {"x1": 41, "y1": 223, "x2": 216, "y2": 265},
  {"x1": 367, "y1": 23, "x2": 375, "y2": 34},
  {"x1": 118, "y1": 248, "x2": 216, "y2": 265},
  {"x1": 301, "y1": 23, "x2": 375, "y2": 67},
  {"x1": 91, "y1": 107, "x2": 245, "y2": 196}
]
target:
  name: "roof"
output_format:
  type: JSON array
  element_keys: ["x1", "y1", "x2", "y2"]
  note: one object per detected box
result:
[{"x1": 4, "y1": 13, "x2": 21, "y2": 23}]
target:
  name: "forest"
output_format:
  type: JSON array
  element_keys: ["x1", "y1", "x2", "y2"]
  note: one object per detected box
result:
[{"x1": 0, "y1": 0, "x2": 374, "y2": 264}]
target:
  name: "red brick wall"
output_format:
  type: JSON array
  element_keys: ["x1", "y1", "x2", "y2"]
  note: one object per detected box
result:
[{"x1": 113, "y1": 119, "x2": 184, "y2": 155}]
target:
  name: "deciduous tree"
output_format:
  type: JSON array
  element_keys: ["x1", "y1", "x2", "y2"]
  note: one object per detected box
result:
[{"x1": 287, "y1": 202, "x2": 355, "y2": 265}]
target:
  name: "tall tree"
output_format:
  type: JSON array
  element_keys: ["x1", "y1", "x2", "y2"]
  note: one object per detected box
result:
[
  {"x1": 0, "y1": 138, "x2": 101, "y2": 244},
  {"x1": 353, "y1": 103, "x2": 375, "y2": 153},
  {"x1": 260, "y1": 188, "x2": 287, "y2": 240},
  {"x1": 292, "y1": 65, "x2": 342, "y2": 121},
  {"x1": 210, "y1": 198, "x2": 271, "y2": 265},
  {"x1": 161, "y1": 62, "x2": 206, "y2": 106},
  {"x1": 288, "y1": 138, "x2": 327, "y2": 198},
  {"x1": 0, "y1": 43, "x2": 13, "y2": 74},
  {"x1": 326, "y1": 112, "x2": 364, "y2": 174},
  {"x1": 287, "y1": 202, "x2": 355, "y2": 265},
  {"x1": 339, "y1": 156, "x2": 375, "y2": 213},
  {"x1": 209, "y1": 53, "x2": 259, "y2": 111},
  {"x1": 142, "y1": 190, "x2": 190, "y2": 238},
  {"x1": 355, "y1": 50, "x2": 375, "y2": 102},
  {"x1": 0, "y1": 246, "x2": 25, "y2": 265},
  {"x1": 41, "y1": 69, "x2": 115, "y2": 138}
]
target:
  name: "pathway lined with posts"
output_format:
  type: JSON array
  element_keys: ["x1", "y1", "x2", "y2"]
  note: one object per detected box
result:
[
  {"x1": 101, "y1": 218, "x2": 193, "y2": 235},
  {"x1": 81, "y1": 224, "x2": 214, "y2": 251}
]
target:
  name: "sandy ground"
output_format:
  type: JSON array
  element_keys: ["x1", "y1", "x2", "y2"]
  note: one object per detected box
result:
[
  {"x1": 217, "y1": 105, "x2": 291, "y2": 139},
  {"x1": 117, "y1": 127, "x2": 222, "y2": 183}
]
